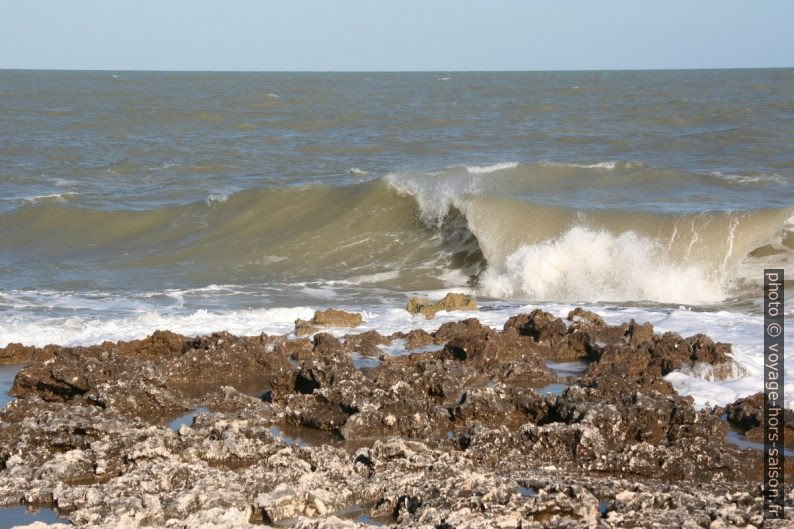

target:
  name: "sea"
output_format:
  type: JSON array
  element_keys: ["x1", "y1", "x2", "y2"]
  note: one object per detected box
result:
[{"x1": 1, "y1": 69, "x2": 793, "y2": 408}]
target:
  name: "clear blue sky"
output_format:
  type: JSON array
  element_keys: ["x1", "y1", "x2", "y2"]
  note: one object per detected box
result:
[{"x1": 1, "y1": 0, "x2": 792, "y2": 71}]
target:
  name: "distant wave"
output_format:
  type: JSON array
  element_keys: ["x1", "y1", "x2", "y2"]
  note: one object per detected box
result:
[
  {"x1": 540, "y1": 160, "x2": 645, "y2": 171},
  {"x1": 22, "y1": 192, "x2": 79, "y2": 204},
  {"x1": 205, "y1": 193, "x2": 229, "y2": 205},
  {"x1": 464, "y1": 162, "x2": 519, "y2": 174},
  {"x1": 707, "y1": 171, "x2": 790, "y2": 186}
]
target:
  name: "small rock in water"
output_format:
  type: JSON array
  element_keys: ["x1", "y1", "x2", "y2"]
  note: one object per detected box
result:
[
  {"x1": 295, "y1": 309, "x2": 364, "y2": 336},
  {"x1": 405, "y1": 292, "x2": 478, "y2": 319}
]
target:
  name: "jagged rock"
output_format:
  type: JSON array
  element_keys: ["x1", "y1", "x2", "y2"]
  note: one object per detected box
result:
[
  {"x1": 0, "y1": 342, "x2": 38, "y2": 364},
  {"x1": 726, "y1": 392, "x2": 794, "y2": 449},
  {"x1": 0, "y1": 311, "x2": 778, "y2": 527},
  {"x1": 406, "y1": 293, "x2": 477, "y2": 319},
  {"x1": 344, "y1": 330, "x2": 390, "y2": 356},
  {"x1": 503, "y1": 310, "x2": 594, "y2": 361},
  {"x1": 504, "y1": 309, "x2": 565, "y2": 342},
  {"x1": 433, "y1": 318, "x2": 489, "y2": 343}
]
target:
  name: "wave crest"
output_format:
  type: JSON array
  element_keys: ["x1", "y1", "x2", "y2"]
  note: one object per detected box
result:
[{"x1": 480, "y1": 226, "x2": 724, "y2": 303}]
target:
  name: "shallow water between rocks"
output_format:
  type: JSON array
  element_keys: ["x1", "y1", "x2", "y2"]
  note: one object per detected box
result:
[
  {"x1": 544, "y1": 360, "x2": 588, "y2": 378},
  {"x1": 354, "y1": 514, "x2": 386, "y2": 526},
  {"x1": 168, "y1": 406, "x2": 211, "y2": 431},
  {"x1": 517, "y1": 485, "x2": 538, "y2": 497},
  {"x1": 533, "y1": 383, "x2": 568, "y2": 396},
  {"x1": 0, "y1": 365, "x2": 21, "y2": 410},
  {"x1": 531, "y1": 360, "x2": 588, "y2": 396},
  {"x1": 0, "y1": 505, "x2": 71, "y2": 528},
  {"x1": 725, "y1": 430, "x2": 794, "y2": 457},
  {"x1": 167, "y1": 406, "x2": 355, "y2": 451}
]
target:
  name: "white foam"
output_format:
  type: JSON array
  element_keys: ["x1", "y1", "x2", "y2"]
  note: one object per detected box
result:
[
  {"x1": 386, "y1": 162, "x2": 518, "y2": 225},
  {"x1": 541, "y1": 160, "x2": 643, "y2": 171},
  {"x1": 205, "y1": 193, "x2": 228, "y2": 205},
  {"x1": 480, "y1": 226, "x2": 724, "y2": 305},
  {"x1": 22, "y1": 192, "x2": 79, "y2": 204},
  {"x1": 541, "y1": 303, "x2": 793, "y2": 410},
  {"x1": 708, "y1": 171, "x2": 790, "y2": 186},
  {"x1": 145, "y1": 162, "x2": 182, "y2": 171},
  {"x1": 387, "y1": 167, "x2": 735, "y2": 305},
  {"x1": 465, "y1": 162, "x2": 518, "y2": 174},
  {"x1": 347, "y1": 167, "x2": 368, "y2": 176},
  {"x1": 386, "y1": 168, "x2": 480, "y2": 227},
  {"x1": 0, "y1": 306, "x2": 315, "y2": 348}
]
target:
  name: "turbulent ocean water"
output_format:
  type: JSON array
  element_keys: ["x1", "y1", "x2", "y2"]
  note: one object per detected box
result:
[{"x1": 1, "y1": 69, "x2": 793, "y2": 407}]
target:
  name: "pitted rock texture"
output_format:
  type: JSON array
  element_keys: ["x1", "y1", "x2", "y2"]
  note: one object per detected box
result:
[{"x1": 1, "y1": 309, "x2": 790, "y2": 527}]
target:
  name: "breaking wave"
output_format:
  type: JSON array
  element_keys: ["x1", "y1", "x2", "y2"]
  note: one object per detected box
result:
[{"x1": 2, "y1": 162, "x2": 792, "y2": 305}]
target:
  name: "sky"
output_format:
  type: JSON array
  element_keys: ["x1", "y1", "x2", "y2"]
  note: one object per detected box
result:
[{"x1": 0, "y1": 0, "x2": 792, "y2": 71}]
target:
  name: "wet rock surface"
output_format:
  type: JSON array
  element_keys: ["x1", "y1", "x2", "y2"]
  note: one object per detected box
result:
[
  {"x1": 725, "y1": 392, "x2": 794, "y2": 449},
  {"x1": 0, "y1": 309, "x2": 790, "y2": 527}
]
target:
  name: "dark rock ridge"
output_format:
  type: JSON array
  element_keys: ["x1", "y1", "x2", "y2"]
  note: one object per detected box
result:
[
  {"x1": 0, "y1": 309, "x2": 791, "y2": 527},
  {"x1": 726, "y1": 392, "x2": 794, "y2": 449}
]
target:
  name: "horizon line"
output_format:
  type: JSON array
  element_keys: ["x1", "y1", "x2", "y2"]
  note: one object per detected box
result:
[{"x1": 1, "y1": 66, "x2": 793, "y2": 74}]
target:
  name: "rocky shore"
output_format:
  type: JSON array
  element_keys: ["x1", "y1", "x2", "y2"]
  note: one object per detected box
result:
[{"x1": 0, "y1": 307, "x2": 791, "y2": 528}]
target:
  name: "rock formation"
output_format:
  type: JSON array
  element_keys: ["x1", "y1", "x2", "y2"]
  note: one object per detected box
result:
[
  {"x1": 405, "y1": 293, "x2": 478, "y2": 319},
  {"x1": 0, "y1": 309, "x2": 790, "y2": 527}
]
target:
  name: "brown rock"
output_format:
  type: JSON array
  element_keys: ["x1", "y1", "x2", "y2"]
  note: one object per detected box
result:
[
  {"x1": 294, "y1": 309, "x2": 364, "y2": 336},
  {"x1": 10, "y1": 330, "x2": 296, "y2": 420},
  {"x1": 504, "y1": 311, "x2": 594, "y2": 362},
  {"x1": 433, "y1": 318, "x2": 489, "y2": 343},
  {"x1": 725, "y1": 392, "x2": 764, "y2": 431},
  {"x1": 625, "y1": 319, "x2": 654, "y2": 345},
  {"x1": 504, "y1": 309, "x2": 564, "y2": 342},
  {"x1": 114, "y1": 329, "x2": 187, "y2": 359},
  {"x1": 405, "y1": 293, "x2": 477, "y2": 319},
  {"x1": 0, "y1": 310, "x2": 769, "y2": 525},
  {"x1": 404, "y1": 329, "x2": 434, "y2": 349},
  {"x1": 344, "y1": 330, "x2": 390, "y2": 356},
  {"x1": 0, "y1": 342, "x2": 37, "y2": 365},
  {"x1": 566, "y1": 308, "x2": 628, "y2": 345},
  {"x1": 312, "y1": 309, "x2": 363, "y2": 327},
  {"x1": 726, "y1": 392, "x2": 794, "y2": 449},
  {"x1": 566, "y1": 308, "x2": 606, "y2": 327}
]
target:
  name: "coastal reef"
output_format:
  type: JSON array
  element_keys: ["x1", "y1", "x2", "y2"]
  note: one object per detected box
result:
[{"x1": 0, "y1": 308, "x2": 791, "y2": 528}]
